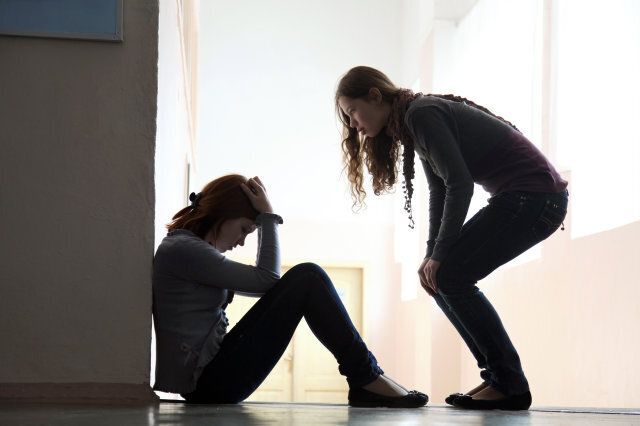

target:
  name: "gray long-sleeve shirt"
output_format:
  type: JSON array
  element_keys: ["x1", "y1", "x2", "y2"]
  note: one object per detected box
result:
[
  {"x1": 405, "y1": 95, "x2": 567, "y2": 261},
  {"x1": 152, "y1": 212, "x2": 283, "y2": 394}
]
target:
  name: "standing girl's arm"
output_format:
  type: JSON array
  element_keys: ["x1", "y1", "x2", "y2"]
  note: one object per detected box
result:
[
  {"x1": 406, "y1": 106, "x2": 474, "y2": 262},
  {"x1": 419, "y1": 157, "x2": 445, "y2": 259},
  {"x1": 417, "y1": 157, "x2": 445, "y2": 296}
]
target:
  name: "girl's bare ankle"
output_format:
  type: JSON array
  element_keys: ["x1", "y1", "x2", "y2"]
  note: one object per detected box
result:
[
  {"x1": 362, "y1": 375, "x2": 407, "y2": 397},
  {"x1": 467, "y1": 382, "x2": 490, "y2": 396}
]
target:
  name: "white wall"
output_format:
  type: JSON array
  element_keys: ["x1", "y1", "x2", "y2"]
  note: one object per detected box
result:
[
  {"x1": 197, "y1": 0, "x2": 402, "y2": 221},
  {"x1": 555, "y1": 0, "x2": 640, "y2": 239},
  {"x1": 152, "y1": 0, "x2": 200, "y2": 399},
  {"x1": 0, "y1": 1, "x2": 158, "y2": 401},
  {"x1": 195, "y1": 0, "x2": 421, "y2": 385},
  {"x1": 155, "y1": 0, "x2": 195, "y2": 250}
]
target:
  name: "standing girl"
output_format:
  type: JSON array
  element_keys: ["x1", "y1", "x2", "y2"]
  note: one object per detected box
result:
[{"x1": 335, "y1": 66, "x2": 568, "y2": 410}]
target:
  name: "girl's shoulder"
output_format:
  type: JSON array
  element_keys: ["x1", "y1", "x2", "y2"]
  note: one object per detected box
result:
[
  {"x1": 407, "y1": 94, "x2": 452, "y2": 114},
  {"x1": 156, "y1": 229, "x2": 221, "y2": 262},
  {"x1": 410, "y1": 94, "x2": 443, "y2": 108},
  {"x1": 404, "y1": 95, "x2": 451, "y2": 126}
]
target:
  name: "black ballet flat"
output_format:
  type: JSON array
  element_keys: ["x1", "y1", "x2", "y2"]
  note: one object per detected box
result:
[
  {"x1": 452, "y1": 391, "x2": 532, "y2": 411},
  {"x1": 348, "y1": 388, "x2": 428, "y2": 408},
  {"x1": 446, "y1": 382, "x2": 491, "y2": 405},
  {"x1": 445, "y1": 392, "x2": 463, "y2": 405}
]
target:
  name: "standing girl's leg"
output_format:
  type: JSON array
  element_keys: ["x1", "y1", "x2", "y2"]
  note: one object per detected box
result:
[
  {"x1": 430, "y1": 209, "x2": 493, "y2": 404},
  {"x1": 431, "y1": 206, "x2": 491, "y2": 377},
  {"x1": 434, "y1": 191, "x2": 567, "y2": 406}
]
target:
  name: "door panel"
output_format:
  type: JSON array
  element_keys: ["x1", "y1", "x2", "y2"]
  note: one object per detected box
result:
[{"x1": 224, "y1": 265, "x2": 363, "y2": 403}]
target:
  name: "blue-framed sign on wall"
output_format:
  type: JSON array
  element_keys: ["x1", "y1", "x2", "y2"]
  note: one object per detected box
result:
[{"x1": 0, "y1": 0, "x2": 123, "y2": 42}]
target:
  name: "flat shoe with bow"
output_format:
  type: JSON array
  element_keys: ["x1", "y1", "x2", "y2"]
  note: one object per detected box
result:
[{"x1": 348, "y1": 388, "x2": 428, "y2": 408}]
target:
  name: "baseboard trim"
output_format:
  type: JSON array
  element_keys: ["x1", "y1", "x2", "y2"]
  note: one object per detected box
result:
[{"x1": 0, "y1": 383, "x2": 159, "y2": 404}]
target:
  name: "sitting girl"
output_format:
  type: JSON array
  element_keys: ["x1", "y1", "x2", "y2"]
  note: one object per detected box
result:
[{"x1": 152, "y1": 174, "x2": 427, "y2": 408}]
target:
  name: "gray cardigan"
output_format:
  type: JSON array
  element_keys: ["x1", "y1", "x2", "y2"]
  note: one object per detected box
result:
[{"x1": 152, "y1": 213, "x2": 283, "y2": 394}]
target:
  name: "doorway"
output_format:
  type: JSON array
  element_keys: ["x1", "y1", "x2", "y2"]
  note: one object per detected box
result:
[{"x1": 224, "y1": 265, "x2": 364, "y2": 403}]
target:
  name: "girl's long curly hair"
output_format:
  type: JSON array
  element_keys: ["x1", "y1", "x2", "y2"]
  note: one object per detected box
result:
[{"x1": 335, "y1": 66, "x2": 519, "y2": 227}]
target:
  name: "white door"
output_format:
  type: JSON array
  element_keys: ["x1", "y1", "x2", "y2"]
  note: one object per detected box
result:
[{"x1": 224, "y1": 265, "x2": 364, "y2": 403}]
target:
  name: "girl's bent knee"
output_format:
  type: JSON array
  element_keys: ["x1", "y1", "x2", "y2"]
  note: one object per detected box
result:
[
  {"x1": 282, "y1": 262, "x2": 332, "y2": 290},
  {"x1": 286, "y1": 262, "x2": 325, "y2": 277},
  {"x1": 436, "y1": 264, "x2": 468, "y2": 296}
]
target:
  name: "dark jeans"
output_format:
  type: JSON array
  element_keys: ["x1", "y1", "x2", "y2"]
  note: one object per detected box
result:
[
  {"x1": 182, "y1": 262, "x2": 383, "y2": 403},
  {"x1": 433, "y1": 190, "x2": 568, "y2": 396}
]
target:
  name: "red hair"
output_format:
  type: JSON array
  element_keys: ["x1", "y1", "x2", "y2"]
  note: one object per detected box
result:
[{"x1": 167, "y1": 174, "x2": 259, "y2": 238}]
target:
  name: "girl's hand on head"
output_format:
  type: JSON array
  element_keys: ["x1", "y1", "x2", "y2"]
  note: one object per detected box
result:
[{"x1": 240, "y1": 176, "x2": 274, "y2": 214}]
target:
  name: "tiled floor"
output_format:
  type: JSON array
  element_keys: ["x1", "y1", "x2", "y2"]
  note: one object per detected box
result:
[{"x1": 0, "y1": 402, "x2": 638, "y2": 425}]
